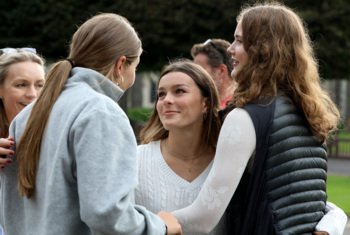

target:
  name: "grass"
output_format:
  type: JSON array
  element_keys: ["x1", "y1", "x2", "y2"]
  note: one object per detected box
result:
[{"x1": 327, "y1": 174, "x2": 350, "y2": 216}]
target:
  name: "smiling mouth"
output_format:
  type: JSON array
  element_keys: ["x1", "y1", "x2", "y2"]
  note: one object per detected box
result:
[
  {"x1": 232, "y1": 59, "x2": 239, "y2": 67},
  {"x1": 18, "y1": 102, "x2": 30, "y2": 107},
  {"x1": 163, "y1": 111, "x2": 179, "y2": 115}
]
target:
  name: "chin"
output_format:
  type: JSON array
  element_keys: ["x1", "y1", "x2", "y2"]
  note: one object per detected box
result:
[
  {"x1": 231, "y1": 68, "x2": 241, "y2": 79},
  {"x1": 162, "y1": 123, "x2": 178, "y2": 131}
]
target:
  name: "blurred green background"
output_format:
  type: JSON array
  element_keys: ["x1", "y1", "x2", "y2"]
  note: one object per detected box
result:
[
  {"x1": 327, "y1": 174, "x2": 350, "y2": 216},
  {"x1": 0, "y1": 0, "x2": 349, "y2": 78}
]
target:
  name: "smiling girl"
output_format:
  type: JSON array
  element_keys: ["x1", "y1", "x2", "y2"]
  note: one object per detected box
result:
[
  {"x1": 0, "y1": 49, "x2": 45, "y2": 168},
  {"x1": 171, "y1": 2, "x2": 346, "y2": 235}
]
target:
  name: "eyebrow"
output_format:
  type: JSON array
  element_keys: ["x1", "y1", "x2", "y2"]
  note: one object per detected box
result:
[
  {"x1": 158, "y1": 83, "x2": 190, "y2": 90},
  {"x1": 12, "y1": 78, "x2": 45, "y2": 82}
]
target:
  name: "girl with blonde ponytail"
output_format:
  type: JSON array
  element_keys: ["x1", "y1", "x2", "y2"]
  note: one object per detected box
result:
[{"x1": 0, "y1": 13, "x2": 181, "y2": 235}]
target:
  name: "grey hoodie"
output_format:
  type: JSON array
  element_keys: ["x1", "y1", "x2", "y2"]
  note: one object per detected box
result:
[{"x1": 0, "y1": 67, "x2": 166, "y2": 235}]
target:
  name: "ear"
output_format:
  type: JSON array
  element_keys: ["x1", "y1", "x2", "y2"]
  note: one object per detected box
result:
[
  {"x1": 218, "y1": 64, "x2": 228, "y2": 77},
  {"x1": 113, "y1": 56, "x2": 127, "y2": 78},
  {"x1": 202, "y1": 97, "x2": 208, "y2": 113}
]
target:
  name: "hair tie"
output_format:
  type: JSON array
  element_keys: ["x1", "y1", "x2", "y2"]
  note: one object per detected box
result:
[{"x1": 66, "y1": 58, "x2": 75, "y2": 67}]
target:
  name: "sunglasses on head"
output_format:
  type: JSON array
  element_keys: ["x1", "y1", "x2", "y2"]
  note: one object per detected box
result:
[
  {"x1": 203, "y1": 39, "x2": 228, "y2": 66},
  {"x1": 0, "y1": 47, "x2": 37, "y2": 56}
]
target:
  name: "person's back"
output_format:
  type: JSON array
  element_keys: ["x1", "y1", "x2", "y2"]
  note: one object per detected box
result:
[
  {"x1": 1, "y1": 67, "x2": 152, "y2": 234},
  {"x1": 0, "y1": 13, "x2": 181, "y2": 235},
  {"x1": 225, "y1": 94, "x2": 329, "y2": 234}
]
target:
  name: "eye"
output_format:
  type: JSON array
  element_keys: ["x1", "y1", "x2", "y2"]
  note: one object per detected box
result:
[
  {"x1": 157, "y1": 91, "x2": 166, "y2": 99},
  {"x1": 36, "y1": 83, "x2": 44, "y2": 88},
  {"x1": 234, "y1": 36, "x2": 243, "y2": 44},
  {"x1": 175, "y1": 88, "x2": 185, "y2": 94},
  {"x1": 15, "y1": 83, "x2": 26, "y2": 88}
]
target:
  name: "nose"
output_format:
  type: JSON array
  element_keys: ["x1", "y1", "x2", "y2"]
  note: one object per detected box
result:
[
  {"x1": 227, "y1": 43, "x2": 234, "y2": 55},
  {"x1": 25, "y1": 85, "x2": 39, "y2": 99},
  {"x1": 162, "y1": 93, "x2": 174, "y2": 104}
]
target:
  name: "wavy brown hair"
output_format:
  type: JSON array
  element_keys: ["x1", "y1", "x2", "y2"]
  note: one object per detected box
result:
[
  {"x1": 140, "y1": 59, "x2": 221, "y2": 150},
  {"x1": 17, "y1": 13, "x2": 141, "y2": 198},
  {"x1": 232, "y1": 2, "x2": 339, "y2": 142}
]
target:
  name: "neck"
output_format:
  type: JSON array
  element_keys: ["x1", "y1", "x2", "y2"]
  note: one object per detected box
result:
[
  {"x1": 163, "y1": 136, "x2": 206, "y2": 161},
  {"x1": 161, "y1": 136, "x2": 214, "y2": 182},
  {"x1": 220, "y1": 81, "x2": 235, "y2": 101}
]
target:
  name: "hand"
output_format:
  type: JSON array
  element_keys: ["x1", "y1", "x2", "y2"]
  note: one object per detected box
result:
[
  {"x1": 313, "y1": 231, "x2": 329, "y2": 235},
  {"x1": 157, "y1": 211, "x2": 182, "y2": 235},
  {"x1": 0, "y1": 137, "x2": 15, "y2": 169}
]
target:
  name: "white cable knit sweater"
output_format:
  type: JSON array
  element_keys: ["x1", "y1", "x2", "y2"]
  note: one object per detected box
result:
[{"x1": 135, "y1": 140, "x2": 226, "y2": 235}]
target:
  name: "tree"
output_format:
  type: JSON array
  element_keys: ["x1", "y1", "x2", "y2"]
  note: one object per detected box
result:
[
  {"x1": 286, "y1": 0, "x2": 350, "y2": 78},
  {"x1": 0, "y1": 0, "x2": 349, "y2": 78}
]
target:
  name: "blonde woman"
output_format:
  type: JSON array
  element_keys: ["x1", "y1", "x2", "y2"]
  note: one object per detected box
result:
[
  {"x1": 0, "y1": 47, "x2": 45, "y2": 235},
  {"x1": 0, "y1": 48, "x2": 45, "y2": 167}
]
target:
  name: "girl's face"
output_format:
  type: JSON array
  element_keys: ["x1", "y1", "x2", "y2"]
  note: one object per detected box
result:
[
  {"x1": 227, "y1": 21, "x2": 248, "y2": 79},
  {"x1": 156, "y1": 71, "x2": 207, "y2": 131},
  {"x1": 0, "y1": 61, "x2": 45, "y2": 123},
  {"x1": 119, "y1": 55, "x2": 140, "y2": 91}
]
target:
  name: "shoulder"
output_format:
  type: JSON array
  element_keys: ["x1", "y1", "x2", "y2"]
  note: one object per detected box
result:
[
  {"x1": 137, "y1": 141, "x2": 160, "y2": 158},
  {"x1": 59, "y1": 84, "x2": 127, "y2": 126},
  {"x1": 219, "y1": 108, "x2": 256, "y2": 147},
  {"x1": 64, "y1": 83, "x2": 121, "y2": 111},
  {"x1": 9, "y1": 102, "x2": 34, "y2": 137},
  {"x1": 224, "y1": 108, "x2": 252, "y2": 125}
]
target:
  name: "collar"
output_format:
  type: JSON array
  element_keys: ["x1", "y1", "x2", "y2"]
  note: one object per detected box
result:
[{"x1": 69, "y1": 67, "x2": 124, "y2": 102}]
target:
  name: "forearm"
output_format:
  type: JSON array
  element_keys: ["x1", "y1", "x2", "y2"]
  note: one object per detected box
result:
[
  {"x1": 173, "y1": 109, "x2": 256, "y2": 233},
  {"x1": 315, "y1": 201, "x2": 348, "y2": 235}
]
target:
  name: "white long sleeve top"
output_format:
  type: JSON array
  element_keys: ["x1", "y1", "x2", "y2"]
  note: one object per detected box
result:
[{"x1": 172, "y1": 108, "x2": 347, "y2": 235}]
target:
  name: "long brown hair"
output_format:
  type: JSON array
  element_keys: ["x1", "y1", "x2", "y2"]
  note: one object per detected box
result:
[
  {"x1": 140, "y1": 59, "x2": 221, "y2": 150},
  {"x1": 17, "y1": 13, "x2": 141, "y2": 198},
  {"x1": 232, "y1": 2, "x2": 339, "y2": 142},
  {"x1": 0, "y1": 51, "x2": 44, "y2": 138}
]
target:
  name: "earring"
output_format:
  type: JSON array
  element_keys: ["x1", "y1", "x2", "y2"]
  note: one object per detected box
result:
[{"x1": 114, "y1": 75, "x2": 124, "y2": 86}]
